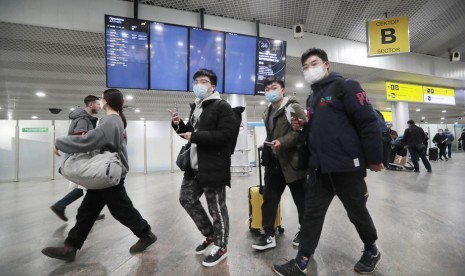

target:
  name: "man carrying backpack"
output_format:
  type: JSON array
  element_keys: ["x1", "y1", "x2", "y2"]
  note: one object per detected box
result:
[{"x1": 273, "y1": 48, "x2": 383, "y2": 276}]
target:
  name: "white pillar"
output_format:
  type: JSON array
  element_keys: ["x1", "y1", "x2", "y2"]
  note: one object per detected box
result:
[
  {"x1": 227, "y1": 94, "x2": 249, "y2": 175},
  {"x1": 392, "y1": 102, "x2": 409, "y2": 135}
]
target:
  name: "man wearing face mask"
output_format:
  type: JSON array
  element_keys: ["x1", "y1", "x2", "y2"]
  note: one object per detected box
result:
[
  {"x1": 169, "y1": 69, "x2": 237, "y2": 267},
  {"x1": 252, "y1": 77, "x2": 307, "y2": 251},
  {"x1": 273, "y1": 48, "x2": 383, "y2": 276}
]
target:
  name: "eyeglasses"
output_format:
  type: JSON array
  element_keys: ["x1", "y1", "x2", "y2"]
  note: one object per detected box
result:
[
  {"x1": 301, "y1": 60, "x2": 325, "y2": 71},
  {"x1": 193, "y1": 79, "x2": 211, "y2": 85}
]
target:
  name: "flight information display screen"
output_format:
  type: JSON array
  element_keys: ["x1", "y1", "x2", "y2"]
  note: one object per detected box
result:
[
  {"x1": 255, "y1": 38, "x2": 287, "y2": 95},
  {"x1": 105, "y1": 15, "x2": 149, "y2": 89},
  {"x1": 150, "y1": 22, "x2": 188, "y2": 91},
  {"x1": 224, "y1": 33, "x2": 257, "y2": 95},
  {"x1": 189, "y1": 28, "x2": 224, "y2": 92}
]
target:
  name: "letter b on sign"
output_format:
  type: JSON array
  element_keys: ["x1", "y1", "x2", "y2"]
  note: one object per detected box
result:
[{"x1": 381, "y1": 28, "x2": 396, "y2": 44}]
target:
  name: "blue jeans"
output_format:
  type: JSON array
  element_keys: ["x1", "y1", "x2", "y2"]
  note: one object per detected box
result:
[
  {"x1": 53, "y1": 188, "x2": 83, "y2": 209},
  {"x1": 447, "y1": 144, "x2": 452, "y2": 158},
  {"x1": 408, "y1": 146, "x2": 432, "y2": 172}
]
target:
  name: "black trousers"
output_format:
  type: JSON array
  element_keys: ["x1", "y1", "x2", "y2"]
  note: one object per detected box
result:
[
  {"x1": 262, "y1": 162, "x2": 306, "y2": 236},
  {"x1": 65, "y1": 179, "x2": 150, "y2": 249},
  {"x1": 299, "y1": 170, "x2": 378, "y2": 256}
]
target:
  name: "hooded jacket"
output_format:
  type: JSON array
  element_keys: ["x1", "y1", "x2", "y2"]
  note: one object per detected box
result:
[
  {"x1": 305, "y1": 72, "x2": 382, "y2": 174},
  {"x1": 262, "y1": 96, "x2": 308, "y2": 183},
  {"x1": 443, "y1": 130, "x2": 454, "y2": 145},
  {"x1": 67, "y1": 108, "x2": 98, "y2": 135},
  {"x1": 172, "y1": 92, "x2": 237, "y2": 188}
]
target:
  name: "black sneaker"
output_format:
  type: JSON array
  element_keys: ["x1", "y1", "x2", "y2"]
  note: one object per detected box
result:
[
  {"x1": 272, "y1": 259, "x2": 306, "y2": 276},
  {"x1": 50, "y1": 206, "x2": 68, "y2": 222},
  {"x1": 202, "y1": 245, "x2": 228, "y2": 267},
  {"x1": 195, "y1": 236, "x2": 214, "y2": 254},
  {"x1": 292, "y1": 231, "x2": 302, "y2": 247},
  {"x1": 354, "y1": 249, "x2": 382, "y2": 274},
  {"x1": 252, "y1": 235, "x2": 276, "y2": 250}
]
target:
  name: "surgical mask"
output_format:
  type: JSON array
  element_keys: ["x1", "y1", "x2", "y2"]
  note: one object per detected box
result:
[
  {"x1": 193, "y1": 84, "x2": 209, "y2": 100},
  {"x1": 304, "y1": 65, "x2": 326, "y2": 84},
  {"x1": 265, "y1": 90, "x2": 281, "y2": 103}
]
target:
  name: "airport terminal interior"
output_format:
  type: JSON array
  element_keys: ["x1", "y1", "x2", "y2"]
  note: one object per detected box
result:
[{"x1": 1, "y1": 0, "x2": 465, "y2": 275}]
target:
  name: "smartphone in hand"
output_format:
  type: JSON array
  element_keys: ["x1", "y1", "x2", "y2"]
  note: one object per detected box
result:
[{"x1": 263, "y1": 141, "x2": 273, "y2": 146}]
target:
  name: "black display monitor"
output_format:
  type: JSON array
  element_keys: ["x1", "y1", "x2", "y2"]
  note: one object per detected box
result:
[
  {"x1": 255, "y1": 38, "x2": 287, "y2": 95},
  {"x1": 189, "y1": 28, "x2": 225, "y2": 93},
  {"x1": 224, "y1": 33, "x2": 257, "y2": 95},
  {"x1": 150, "y1": 22, "x2": 188, "y2": 91},
  {"x1": 105, "y1": 15, "x2": 149, "y2": 89}
]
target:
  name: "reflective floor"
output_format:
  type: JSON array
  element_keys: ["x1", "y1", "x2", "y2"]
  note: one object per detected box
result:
[{"x1": 1, "y1": 152, "x2": 464, "y2": 276}]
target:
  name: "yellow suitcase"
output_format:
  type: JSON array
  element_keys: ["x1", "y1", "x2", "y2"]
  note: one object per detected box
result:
[{"x1": 248, "y1": 148, "x2": 283, "y2": 234}]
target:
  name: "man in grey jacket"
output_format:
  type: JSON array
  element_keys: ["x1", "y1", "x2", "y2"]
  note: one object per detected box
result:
[
  {"x1": 252, "y1": 77, "x2": 307, "y2": 251},
  {"x1": 50, "y1": 95, "x2": 105, "y2": 222},
  {"x1": 444, "y1": 129, "x2": 454, "y2": 158}
]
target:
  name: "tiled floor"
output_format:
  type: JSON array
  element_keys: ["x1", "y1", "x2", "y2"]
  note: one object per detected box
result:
[{"x1": 1, "y1": 152, "x2": 464, "y2": 275}]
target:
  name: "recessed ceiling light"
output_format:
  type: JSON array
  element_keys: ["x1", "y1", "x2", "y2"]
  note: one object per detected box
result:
[
  {"x1": 135, "y1": 109, "x2": 140, "y2": 113},
  {"x1": 441, "y1": 122, "x2": 444, "y2": 124},
  {"x1": 295, "y1": 83, "x2": 304, "y2": 88},
  {"x1": 260, "y1": 101, "x2": 266, "y2": 105},
  {"x1": 440, "y1": 117, "x2": 445, "y2": 120},
  {"x1": 140, "y1": 117, "x2": 144, "y2": 120},
  {"x1": 0, "y1": 106, "x2": 2, "y2": 110},
  {"x1": 70, "y1": 108, "x2": 75, "y2": 111},
  {"x1": 441, "y1": 110, "x2": 446, "y2": 113},
  {"x1": 386, "y1": 107, "x2": 391, "y2": 110},
  {"x1": 36, "y1": 92, "x2": 46, "y2": 97},
  {"x1": 415, "y1": 109, "x2": 421, "y2": 112},
  {"x1": 421, "y1": 116, "x2": 425, "y2": 119},
  {"x1": 425, "y1": 121, "x2": 428, "y2": 123},
  {"x1": 8, "y1": 115, "x2": 12, "y2": 120},
  {"x1": 126, "y1": 95, "x2": 134, "y2": 100},
  {"x1": 454, "y1": 122, "x2": 458, "y2": 124},
  {"x1": 31, "y1": 116, "x2": 38, "y2": 119}
]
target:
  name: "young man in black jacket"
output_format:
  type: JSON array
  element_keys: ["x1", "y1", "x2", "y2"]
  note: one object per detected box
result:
[
  {"x1": 403, "y1": 120, "x2": 433, "y2": 171},
  {"x1": 273, "y1": 48, "x2": 384, "y2": 276},
  {"x1": 170, "y1": 69, "x2": 237, "y2": 267}
]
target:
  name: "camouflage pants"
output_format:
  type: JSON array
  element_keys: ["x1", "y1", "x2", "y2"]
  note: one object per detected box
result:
[{"x1": 179, "y1": 173, "x2": 229, "y2": 247}]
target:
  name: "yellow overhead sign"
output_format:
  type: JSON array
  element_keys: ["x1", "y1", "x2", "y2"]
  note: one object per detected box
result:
[
  {"x1": 380, "y1": 111, "x2": 392, "y2": 122},
  {"x1": 423, "y1": 86, "x2": 456, "y2": 105},
  {"x1": 386, "y1": 82, "x2": 423, "y2": 103},
  {"x1": 367, "y1": 16, "x2": 410, "y2": 56}
]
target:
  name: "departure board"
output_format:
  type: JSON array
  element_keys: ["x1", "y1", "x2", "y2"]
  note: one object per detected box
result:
[
  {"x1": 189, "y1": 28, "x2": 224, "y2": 92},
  {"x1": 105, "y1": 15, "x2": 149, "y2": 89},
  {"x1": 150, "y1": 22, "x2": 188, "y2": 91},
  {"x1": 255, "y1": 38, "x2": 286, "y2": 95},
  {"x1": 224, "y1": 33, "x2": 257, "y2": 95}
]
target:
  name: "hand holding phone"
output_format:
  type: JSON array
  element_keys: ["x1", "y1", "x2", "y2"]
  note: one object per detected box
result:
[{"x1": 263, "y1": 141, "x2": 273, "y2": 146}]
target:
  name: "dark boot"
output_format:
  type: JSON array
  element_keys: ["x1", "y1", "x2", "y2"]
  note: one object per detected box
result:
[
  {"x1": 41, "y1": 246, "x2": 77, "y2": 262},
  {"x1": 50, "y1": 206, "x2": 68, "y2": 222},
  {"x1": 130, "y1": 231, "x2": 157, "y2": 253}
]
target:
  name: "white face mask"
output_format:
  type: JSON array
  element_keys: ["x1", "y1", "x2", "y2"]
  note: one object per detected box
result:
[{"x1": 304, "y1": 65, "x2": 326, "y2": 85}]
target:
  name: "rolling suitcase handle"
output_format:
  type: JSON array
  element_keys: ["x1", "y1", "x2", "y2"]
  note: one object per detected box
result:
[{"x1": 258, "y1": 147, "x2": 263, "y2": 194}]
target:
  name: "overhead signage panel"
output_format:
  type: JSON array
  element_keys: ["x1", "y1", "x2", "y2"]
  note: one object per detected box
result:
[
  {"x1": 423, "y1": 86, "x2": 455, "y2": 105},
  {"x1": 367, "y1": 16, "x2": 410, "y2": 57},
  {"x1": 386, "y1": 82, "x2": 423, "y2": 103}
]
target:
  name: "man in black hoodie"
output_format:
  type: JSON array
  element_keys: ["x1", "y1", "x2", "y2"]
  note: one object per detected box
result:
[
  {"x1": 273, "y1": 48, "x2": 383, "y2": 276},
  {"x1": 50, "y1": 95, "x2": 105, "y2": 222}
]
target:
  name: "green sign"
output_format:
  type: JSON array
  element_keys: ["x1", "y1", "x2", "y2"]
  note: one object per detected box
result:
[{"x1": 22, "y1": 128, "x2": 48, "y2": 132}]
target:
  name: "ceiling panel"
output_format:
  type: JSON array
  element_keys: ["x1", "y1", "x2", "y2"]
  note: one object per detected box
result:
[{"x1": 2, "y1": 0, "x2": 465, "y2": 125}]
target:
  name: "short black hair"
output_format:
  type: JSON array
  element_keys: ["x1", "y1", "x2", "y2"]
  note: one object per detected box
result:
[
  {"x1": 263, "y1": 77, "x2": 285, "y2": 88},
  {"x1": 193, "y1": 69, "x2": 217, "y2": 86},
  {"x1": 407, "y1": 119, "x2": 415, "y2": 125},
  {"x1": 84, "y1": 95, "x2": 99, "y2": 106},
  {"x1": 301, "y1": 48, "x2": 328, "y2": 65}
]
